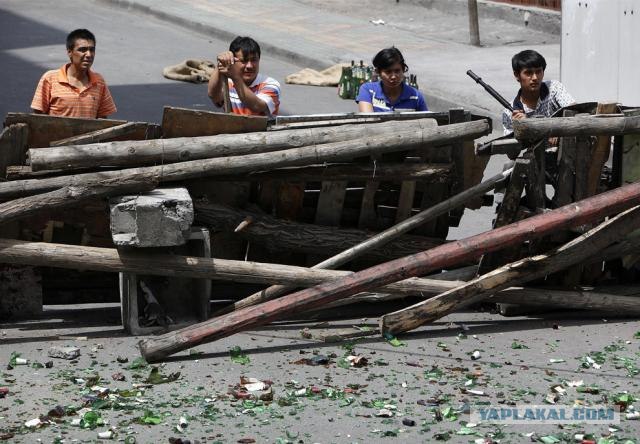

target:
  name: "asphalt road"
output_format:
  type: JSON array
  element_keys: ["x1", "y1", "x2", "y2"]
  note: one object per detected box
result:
[{"x1": 0, "y1": 0, "x2": 356, "y2": 124}]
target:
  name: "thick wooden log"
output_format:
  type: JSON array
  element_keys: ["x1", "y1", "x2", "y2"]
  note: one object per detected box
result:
[
  {"x1": 2, "y1": 120, "x2": 489, "y2": 200},
  {"x1": 513, "y1": 114, "x2": 640, "y2": 141},
  {"x1": 29, "y1": 118, "x2": 437, "y2": 172},
  {"x1": 0, "y1": 175, "x2": 158, "y2": 226},
  {"x1": 216, "y1": 168, "x2": 511, "y2": 316},
  {"x1": 490, "y1": 287, "x2": 640, "y2": 314},
  {"x1": 138, "y1": 181, "x2": 640, "y2": 361},
  {"x1": 49, "y1": 122, "x2": 153, "y2": 147},
  {"x1": 0, "y1": 238, "x2": 456, "y2": 296},
  {"x1": 194, "y1": 202, "x2": 444, "y2": 262},
  {"x1": 380, "y1": 205, "x2": 640, "y2": 334}
]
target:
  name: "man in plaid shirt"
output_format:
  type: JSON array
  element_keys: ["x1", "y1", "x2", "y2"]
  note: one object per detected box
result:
[{"x1": 502, "y1": 50, "x2": 574, "y2": 135}]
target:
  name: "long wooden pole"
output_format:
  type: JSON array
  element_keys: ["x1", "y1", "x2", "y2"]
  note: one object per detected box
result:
[
  {"x1": 380, "y1": 204, "x2": 640, "y2": 334},
  {"x1": 0, "y1": 238, "x2": 458, "y2": 295},
  {"x1": 138, "y1": 181, "x2": 640, "y2": 362},
  {"x1": 513, "y1": 114, "x2": 640, "y2": 140},
  {"x1": 2, "y1": 120, "x2": 489, "y2": 201},
  {"x1": 218, "y1": 167, "x2": 511, "y2": 316},
  {"x1": 0, "y1": 175, "x2": 158, "y2": 225},
  {"x1": 27, "y1": 119, "x2": 438, "y2": 172}
]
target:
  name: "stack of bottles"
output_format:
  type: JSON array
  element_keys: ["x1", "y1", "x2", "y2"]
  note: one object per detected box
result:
[{"x1": 338, "y1": 60, "x2": 419, "y2": 100}]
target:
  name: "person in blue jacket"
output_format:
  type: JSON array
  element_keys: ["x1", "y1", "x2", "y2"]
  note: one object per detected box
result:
[{"x1": 356, "y1": 47, "x2": 427, "y2": 113}]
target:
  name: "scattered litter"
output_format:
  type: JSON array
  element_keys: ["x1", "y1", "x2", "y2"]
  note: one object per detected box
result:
[
  {"x1": 24, "y1": 417, "x2": 43, "y2": 428},
  {"x1": 292, "y1": 355, "x2": 330, "y2": 366},
  {"x1": 471, "y1": 350, "x2": 481, "y2": 360},
  {"x1": 48, "y1": 346, "x2": 81, "y2": 360},
  {"x1": 229, "y1": 346, "x2": 251, "y2": 365},
  {"x1": 0, "y1": 387, "x2": 8, "y2": 398},
  {"x1": 112, "y1": 372, "x2": 126, "y2": 381},
  {"x1": 98, "y1": 430, "x2": 114, "y2": 439},
  {"x1": 145, "y1": 367, "x2": 181, "y2": 384},
  {"x1": 175, "y1": 416, "x2": 188, "y2": 433},
  {"x1": 370, "y1": 19, "x2": 385, "y2": 25},
  {"x1": 375, "y1": 408, "x2": 394, "y2": 417},
  {"x1": 8, "y1": 352, "x2": 28, "y2": 368},
  {"x1": 229, "y1": 377, "x2": 273, "y2": 401}
]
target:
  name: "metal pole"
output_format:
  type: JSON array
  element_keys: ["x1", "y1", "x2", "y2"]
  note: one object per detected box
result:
[{"x1": 468, "y1": 0, "x2": 481, "y2": 46}]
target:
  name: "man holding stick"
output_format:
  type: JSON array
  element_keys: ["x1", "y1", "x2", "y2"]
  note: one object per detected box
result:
[{"x1": 207, "y1": 36, "x2": 280, "y2": 116}]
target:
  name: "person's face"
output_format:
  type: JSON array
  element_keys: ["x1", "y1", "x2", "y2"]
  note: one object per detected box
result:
[
  {"x1": 378, "y1": 62, "x2": 405, "y2": 90},
  {"x1": 515, "y1": 67, "x2": 544, "y2": 93},
  {"x1": 235, "y1": 50, "x2": 260, "y2": 85},
  {"x1": 67, "y1": 38, "x2": 95, "y2": 71}
]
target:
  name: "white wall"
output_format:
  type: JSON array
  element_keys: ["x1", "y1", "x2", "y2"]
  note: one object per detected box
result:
[{"x1": 561, "y1": 0, "x2": 639, "y2": 105}]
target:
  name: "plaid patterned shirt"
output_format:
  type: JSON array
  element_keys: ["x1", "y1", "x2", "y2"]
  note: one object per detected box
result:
[{"x1": 502, "y1": 80, "x2": 574, "y2": 134}]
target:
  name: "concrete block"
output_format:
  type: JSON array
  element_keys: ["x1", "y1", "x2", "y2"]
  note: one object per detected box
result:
[{"x1": 110, "y1": 187, "x2": 194, "y2": 247}]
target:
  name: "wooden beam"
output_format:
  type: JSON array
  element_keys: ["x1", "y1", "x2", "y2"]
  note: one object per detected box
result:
[
  {"x1": 28, "y1": 118, "x2": 438, "y2": 172},
  {"x1": 380, "y1": 204, "x2": 640, "y2": 334},
  {"x1": 49, "y1": 122, "x2": 153, "y2": 147},
  {"x1": 0, "y1": 175, "x2": 158, "y2": 226},
  {"x1": 138, "y1": 180, "x2": 640, "y2": 361}
]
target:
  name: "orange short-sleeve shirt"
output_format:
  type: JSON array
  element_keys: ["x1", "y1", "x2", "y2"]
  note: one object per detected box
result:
[{"x1": 31, "y1": 64, "x2": 117, "y2": 118}]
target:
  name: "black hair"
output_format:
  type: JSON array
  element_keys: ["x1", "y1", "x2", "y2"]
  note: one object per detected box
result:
[
  {"x1": 511, "y1": 50, "x2": 547, "y2": 73},
  {"x1": 372, "y1": 47, "x2": 408, "y2": 72},
  {"x1": 229, "y1": 36, "x2": 261, "y2": 59},
  {"x1": 66, "y1": 29, "x2": 96, "y2": 50}
]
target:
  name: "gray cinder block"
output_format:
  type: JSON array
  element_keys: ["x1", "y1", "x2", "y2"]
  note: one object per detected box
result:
[{"x1": 110, "y1": 187, "x2": 194, "y2": 247}]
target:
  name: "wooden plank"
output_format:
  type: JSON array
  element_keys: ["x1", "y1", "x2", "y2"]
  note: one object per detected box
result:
[
  {"x1": 49, "y1": 122, "x2": 152, "y2": 147},
  {"x1": 395, "y1": 166, "x2": 417, "y2": 223},
  {"x1": 552, "y1": 110, "x2": 578, "y2": 207},
  {"x1": 0, "y1": 124, "x2": 28, "y2": 179},
  {"x1": 161, "y1": 106, "x2": 267, "y2": 138},
  {"x1": 586, "y1": 103, "x2": 619, "y2": 196},
  {"x1": 358, "y1": 180, "x2": 380, "y2": 230},
  {"x1": 4, "y1": 113, "x2": 130, "y2": 148},
  {"x1": 315, "y1": 181, "x2": 347, "y2": 226}
]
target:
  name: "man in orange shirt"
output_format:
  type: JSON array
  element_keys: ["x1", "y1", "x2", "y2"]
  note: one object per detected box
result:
[
  {"x1": 207, "y1": 36, "x2": 280, "y2": 116},
  {"x1": 31, "y1": 29, "x2": 117, "y2": 118}
]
